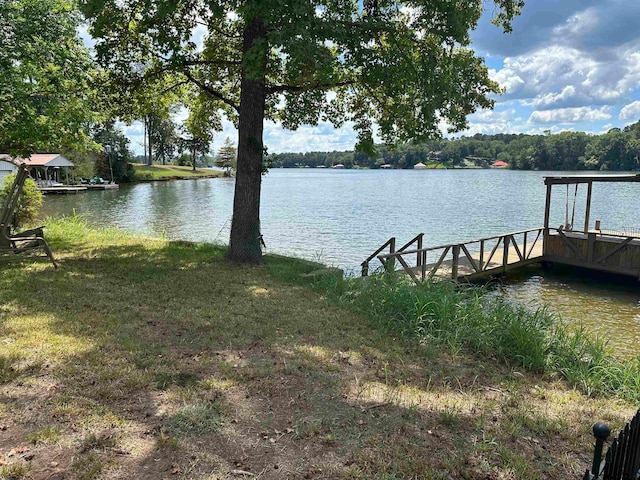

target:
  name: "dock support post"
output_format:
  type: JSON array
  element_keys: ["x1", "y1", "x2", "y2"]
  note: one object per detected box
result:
[
  {"x1": 584, "y1": 181, "x2": 593, "y2": 233},
  {"x1": 361, "y1": 262, "x2": 369, "y2": 277},
  {"x1": 502, "y1": 236, "x2": 510, "y2": 274},
  {"x1": 479, "y1": 240, "x2": 484, "y2": 271},
  {"x1": 388, "y1": 237, "x2": 396, "y2": 273},
  {"x1": 451, "y1": 245, "x2": 460, "y2": 280},
  {"x1": 417, "y1": 233, "x2": 423, "y2": 268},
  {"x1": 543, "y1": 182, "x2": 552, "y2": 256}
]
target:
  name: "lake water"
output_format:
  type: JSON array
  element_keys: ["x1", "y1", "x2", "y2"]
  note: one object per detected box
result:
[{"x1": 41, "y1": 168, "x2": 640, "y2": 353}]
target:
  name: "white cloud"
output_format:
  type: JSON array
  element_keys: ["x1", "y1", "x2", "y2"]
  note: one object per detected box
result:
[
  {"x1": 528, "y1": 106, "x2": 611, "y2": 124},
  {"x1": 619, "y1": 100, "x2": 640, "y2": 120},
  {"x1": 490, "y1": 68, "x2": 525, "y2": 95},
  {"x1": 493, "y1": 42, "x2": 640, "y2": 111},
  {"x1": 468, "y1": 108, "x2": 518, "y2": 124},
  {"x1": 530, "y1": 86, "x2": 576, "y2": 109},
  {"x1": 552, "y1": 8, "x2": 599, "y2": 40}
]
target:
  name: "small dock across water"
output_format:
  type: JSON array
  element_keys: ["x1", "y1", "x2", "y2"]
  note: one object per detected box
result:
[{"x1": 38, "y1": 186, "x2": 87, "y2": 194}]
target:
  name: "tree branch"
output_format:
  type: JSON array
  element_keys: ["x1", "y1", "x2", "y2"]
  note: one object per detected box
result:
[
  {"x1": 182, "y1": 59, "x2": 241, "y2": 67},
  {"x1": 184, "y1": 71, "x2": 239, "y2": 111},
  {"x1": 267, "y1": 80, "x2": 354, "y2": 94}
]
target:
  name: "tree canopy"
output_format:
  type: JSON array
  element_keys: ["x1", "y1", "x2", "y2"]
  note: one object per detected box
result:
[
  {"x1": 80, "y1": 0, "x2": 523, "y2": 262},
  {"x1": 0, "y1": 0, "x2": 96, "y2": 156}
]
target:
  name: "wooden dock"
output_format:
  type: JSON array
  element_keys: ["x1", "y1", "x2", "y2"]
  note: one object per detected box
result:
[
  {"x1": 38, "y1": 186, "x2": 87, "y2": 194},
  {"x1": 363, "y1": 228, "x2": 640, "y2": 284}
]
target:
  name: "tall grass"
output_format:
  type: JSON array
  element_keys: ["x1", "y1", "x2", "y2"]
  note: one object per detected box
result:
[{"x1": 331, "y1": 273, "x2": 640, "y2": 402}]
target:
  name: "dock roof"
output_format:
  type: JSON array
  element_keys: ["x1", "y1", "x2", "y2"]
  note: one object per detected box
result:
[
  {"x1": 544, "y1": 174, "x2": 640, "y2": 185},
  {"x1": 0, "y1": 154, "x2": 73, "y2": 168}
]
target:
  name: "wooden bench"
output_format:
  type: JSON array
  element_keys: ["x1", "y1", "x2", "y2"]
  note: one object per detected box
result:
[{"x1": 0, "y1": 161, "x2": 57, "y2": 267}]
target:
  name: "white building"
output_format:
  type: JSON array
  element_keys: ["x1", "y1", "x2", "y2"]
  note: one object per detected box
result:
[{"x1": 0, "y1": 157, "x2": 16, "y2": 183}]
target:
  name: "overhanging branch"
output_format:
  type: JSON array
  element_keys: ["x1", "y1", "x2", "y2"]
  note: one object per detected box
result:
[{"x1": 184, "y1": 71, "x2": 239, "y2": 111}]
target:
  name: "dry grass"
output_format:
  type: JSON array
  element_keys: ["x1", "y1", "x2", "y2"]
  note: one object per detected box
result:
[{"x1": 0, "y1": 218, "x2": 634, "y2": 479}]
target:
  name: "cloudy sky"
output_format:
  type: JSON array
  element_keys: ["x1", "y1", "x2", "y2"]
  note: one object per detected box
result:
[{"x1": 100, "y1": 1, "x2": 640, "y2": 155}]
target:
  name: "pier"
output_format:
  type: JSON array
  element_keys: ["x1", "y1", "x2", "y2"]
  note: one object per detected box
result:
[
  {"x1": 38, "y1": 185, "x2": 87, "y2": 194},
  {"x1": 362, "y1": 174, "x2": 640, "y2": 283}
]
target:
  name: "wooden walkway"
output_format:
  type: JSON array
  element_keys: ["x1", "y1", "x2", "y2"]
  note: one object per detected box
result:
[
  {"x1": 362, "y1": 228, "x2": 545, "y2": 283},
  {"x1": 363, "y1": 227, "x2": 640, "y2": 283}
]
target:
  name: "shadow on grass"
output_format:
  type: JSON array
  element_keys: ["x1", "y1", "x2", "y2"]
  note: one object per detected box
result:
[{"x1": 0, "y1": 239, "x2": 622, "y2": 479}]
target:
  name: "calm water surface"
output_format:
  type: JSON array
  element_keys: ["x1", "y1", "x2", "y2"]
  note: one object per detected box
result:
[{"x1": 41, "y1": 169, "x2": 640, "y2": 353}]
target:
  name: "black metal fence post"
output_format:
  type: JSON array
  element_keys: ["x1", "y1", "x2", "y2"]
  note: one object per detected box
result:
[{"x1": 588, "y1": 422, "x2": 611, "y2": 479}]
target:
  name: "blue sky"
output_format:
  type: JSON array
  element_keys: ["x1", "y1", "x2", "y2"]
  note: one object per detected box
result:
[{"x1": 84, "y1": 1, "x2": 640, "y2": 155}]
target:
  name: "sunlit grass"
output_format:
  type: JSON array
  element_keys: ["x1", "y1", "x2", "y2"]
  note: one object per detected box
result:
[{"x1": 131, "y1": 164, "x2": 223, "y2": 181}]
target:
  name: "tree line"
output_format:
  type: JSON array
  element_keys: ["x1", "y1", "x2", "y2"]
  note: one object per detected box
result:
[{"x1": 269, "y1": 121, "x2": 640, "y2": 171}]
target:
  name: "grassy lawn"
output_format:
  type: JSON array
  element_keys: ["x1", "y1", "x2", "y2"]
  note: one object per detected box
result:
[
  {"x1": 132, "y1": 164, "x2": 224, "y2": 181},
  {"x1": 0, "y1": 218, "x2": 634, "y2": 479}
]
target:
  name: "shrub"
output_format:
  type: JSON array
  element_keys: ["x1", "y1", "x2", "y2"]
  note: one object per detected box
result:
[{"x1": 0, "y1": 173, "x2": 43, "y2": 228}]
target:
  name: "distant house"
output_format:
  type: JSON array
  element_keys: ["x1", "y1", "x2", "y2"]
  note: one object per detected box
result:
[
  {"x1": 413, "y1": 162, "x2": 427, "y2": 170},
  {"x1": 491, "y1": 160, "x2": 509, "y2": 169},
  {"x1": 0, "y1": 154, "x2": 74, "y2": 185}
]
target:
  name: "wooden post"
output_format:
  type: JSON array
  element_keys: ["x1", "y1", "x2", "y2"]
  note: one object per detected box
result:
[
  {"x1": 451, "y1": 245, "x2": 460, "y2": 280},
  {"x1": 361, "y1": 261, "x2": 368, "y2": 277},
  {"x1": 584, "y1": 181, "x2": 593, "y2": 233},
  {"x1": 479, "y1": 240, "x2": 485, "y2": 271},
  {"x1": 587, "y1": 233, "x2": 596, "y2": 263},
  {"x1": 421, "y1": 250, "x2": 427, "y2": 280},
  {"x1": 523, "y1": 231, "x2": 528, "y2": 259},
  {"x1": 417, "y1": 233, "x2": 423, "y2": 267},
  {"x1": 502, "y1": 236, "x2": 510, "y2": 274},
  {"x1": 389, "y1": 237, "x2": 396, "y2": 272},
  {"x1": 543, "y1": 182, "x2": 552, "y2": 256}
]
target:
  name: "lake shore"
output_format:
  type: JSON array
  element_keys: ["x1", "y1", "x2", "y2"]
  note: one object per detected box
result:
[
  {"x1": 0, "y1": 218, "x2": 634, "y2": 479},
  {"x1": 130, "y1": 163, "x2": 225, "y2": 182}
]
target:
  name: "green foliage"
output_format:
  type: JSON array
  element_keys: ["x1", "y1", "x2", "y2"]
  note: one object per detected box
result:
[
  {"x1": 92, "y1": 124, "x2": 135, "y2": 182},
  {"x1": 0, "y1": 174, "x2": 43, "y2": 228},
  {"x1": 0, "y1": 0, "x2": 97, "y2": 156},
  {"x1": 334, "y1": 274, "x2": 640, "y2": 401},
  {"x1": 214, "y1": 137, "x2": 237, "y2": 174}
]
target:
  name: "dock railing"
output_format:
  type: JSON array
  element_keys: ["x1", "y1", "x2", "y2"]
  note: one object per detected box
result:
[
  {"x1": 364, "y1": 228, "x2": 545, "y2": 284},
  {"x1": 361, "y1": 234, "x2": 425, "y2": 277}
]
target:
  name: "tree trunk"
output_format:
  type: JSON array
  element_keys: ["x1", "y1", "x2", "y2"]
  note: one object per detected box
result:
[
  {"x1": 227, "y1": 15, "x2": 267, "y2": 264},
  {"x1": 192, "y1": 145, "x2": 196, "y2": 171},
  {"x1": 147, "y1": 116, "x2": 153, "y2": 166}
]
